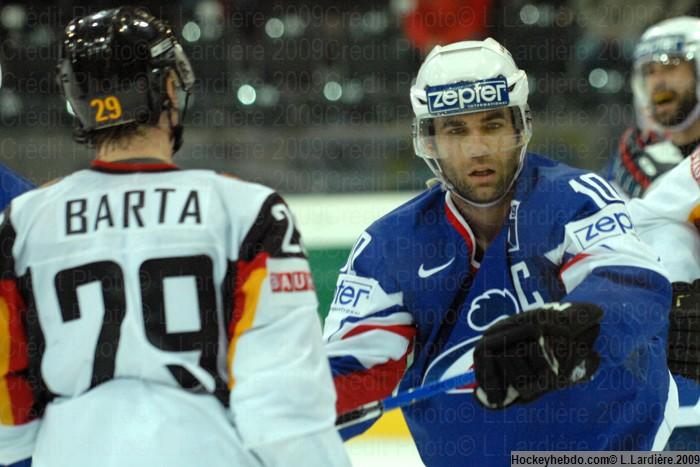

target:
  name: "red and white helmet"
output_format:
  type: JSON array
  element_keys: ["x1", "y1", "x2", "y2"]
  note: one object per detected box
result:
[{"x1": 632, "y1": 16, "x2": 700, "y2": 132}]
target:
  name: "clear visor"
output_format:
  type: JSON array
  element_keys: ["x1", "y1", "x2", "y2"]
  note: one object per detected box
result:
[
  {"x1": 413, "y1": 106, "x2": 530, "y2": 160},
  {"x1": 631, "y1": 52, "x2": 698, "y2": 128},
  {"x1": 634, "y1": 52, "x2": 695, "y2": 77}
]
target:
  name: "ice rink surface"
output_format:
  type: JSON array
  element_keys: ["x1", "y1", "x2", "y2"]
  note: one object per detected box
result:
[
  {"x1": 345, "y1": 411, "x2": 424, "y2": 466},
  {"x1": 347, "y1": 438, "x2": 424, "y2": 467}
]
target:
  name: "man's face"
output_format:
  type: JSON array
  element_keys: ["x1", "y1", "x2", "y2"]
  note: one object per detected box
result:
[
  {"x1": 433, "y1": 108, "x2": 522, "y2": 204},
  {"x1": 642, "y1": 59, "x2": 697, "y2": 126}
]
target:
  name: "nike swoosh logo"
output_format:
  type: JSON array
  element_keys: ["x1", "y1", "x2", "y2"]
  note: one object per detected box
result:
[{"x1": 418, "y1": 258, "x2": 455, "y2": 278}]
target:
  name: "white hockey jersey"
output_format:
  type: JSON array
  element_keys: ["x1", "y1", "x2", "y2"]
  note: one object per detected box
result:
[
  {"x1": 628, "y1": 149, "x2": 700, "y2": 428},
  {"x1": 628, "y1": 149, "x2": 700, "y2": 283},
  {"x1": 0, "y1": 159, "x2": 349, "y2": 467}
]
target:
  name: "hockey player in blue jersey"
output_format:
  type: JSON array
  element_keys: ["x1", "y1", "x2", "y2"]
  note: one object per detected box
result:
[
  {"x1": 0, "y1": 164, "x2": 32, "y2": 211},
  {"x1": 0, "y1": 164, "x2": 33, "y2": 467},
  {"x1": 324, "y1": 38, "x2": 679, "y2": 466}
]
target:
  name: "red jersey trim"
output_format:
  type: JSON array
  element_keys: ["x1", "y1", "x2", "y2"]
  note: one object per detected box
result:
[
  {"x1": 90, "y1": 159, "x2": 179, "y2": 173},
  {"x1": 619, "y1": 128, "x2": 651, "y2": 190},
  {"x1": 444, "y1": 193, "x2": 480, "y2": 269},
  {"x1": 559, "y1": 253, "x2": 592, "y2": 278}
]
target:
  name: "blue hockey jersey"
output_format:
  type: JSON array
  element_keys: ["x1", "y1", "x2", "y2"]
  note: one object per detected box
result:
[
  {"x1": 0, "y1": 163, "x2": 32, "y2": 210},
  {"x1": 325, "y1": 154, "x2": 678, "y2": 466},
  {"x1": 0, "y1": 163, "x2": 33, "y2": 467}
]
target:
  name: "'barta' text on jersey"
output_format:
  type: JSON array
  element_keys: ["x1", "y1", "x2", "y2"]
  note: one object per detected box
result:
[{"x1": 65, "y1": 188, "x2": 202, "y2": 235}]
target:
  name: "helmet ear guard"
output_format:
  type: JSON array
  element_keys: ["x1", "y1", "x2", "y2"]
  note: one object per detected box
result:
[{"x1": 150, "y1": 41, "x2": 195, "y2": 152}]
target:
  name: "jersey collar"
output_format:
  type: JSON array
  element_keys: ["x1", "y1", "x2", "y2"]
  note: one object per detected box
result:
[
  {"x1": 444, "y1": 192, "x2": 480, "y2": 270},
  {"x1": 90, "y1": 158, "x2": 180, "y2": 174}
]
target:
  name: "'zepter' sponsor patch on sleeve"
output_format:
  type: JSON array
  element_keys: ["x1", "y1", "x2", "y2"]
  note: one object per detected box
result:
[
  {"x1": 565, "y1": 204, "x2": 637, "y2": 252},
  {"x1": 330, "y1": 274, "x2": 375, "y2": 316}
]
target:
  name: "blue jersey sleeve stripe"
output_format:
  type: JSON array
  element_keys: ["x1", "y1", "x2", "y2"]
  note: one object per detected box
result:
[
  {"x1": 329, "y1": 355, "x2": 367, "y2": 377},
  {"x1": 326, "y1": 304, "x2": 404, "y2": 341}
]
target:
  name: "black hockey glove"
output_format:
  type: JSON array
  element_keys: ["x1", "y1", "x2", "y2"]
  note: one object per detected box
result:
[
  {"x1": 474, "y1": 302, "x2": 603, "y2": 409},
  {"x1": 668, "y1": 280, "x2": 700, "y2": 383}
]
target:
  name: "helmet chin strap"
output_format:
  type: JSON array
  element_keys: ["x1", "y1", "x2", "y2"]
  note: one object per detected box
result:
[
  {"x1": 166, "y1": 92, "x2": 190, "y2": 154},
  {"x1": 432, "y1": 144, "x2": 528, "y2": 209}
]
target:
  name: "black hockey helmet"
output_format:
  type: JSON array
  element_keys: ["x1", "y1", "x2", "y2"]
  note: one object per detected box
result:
[{"x1": 56, "y1": 6, "x2": 195, "y2": 152}]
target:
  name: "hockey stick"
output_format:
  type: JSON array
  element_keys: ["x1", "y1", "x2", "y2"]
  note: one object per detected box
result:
[{"x1": 335, "y1": 369, "x2": 475, "y2": 429}]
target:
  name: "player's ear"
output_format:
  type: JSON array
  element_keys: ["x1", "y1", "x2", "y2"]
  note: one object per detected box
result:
[{"x1": 166, "y1": 71, "x2": 179, "y2": 109}]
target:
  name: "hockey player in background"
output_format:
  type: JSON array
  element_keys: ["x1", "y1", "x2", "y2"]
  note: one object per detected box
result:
[
  {"x1": 606, "y1": 17, "x2": 700, "y2": 199},
  {"x1": 628, "y1": 148, "x2": 700, "y2": 450},
  {"x1": 0, "y1": 8, "x2": 350, "y2": 467},
  {"x1": 605, "y1": 16, "x2": 700, "y2": 450},
  {"x1": 628, "y1": 148, "x2": 700, "y2": 285},
  {"x1": 324, "y1": 38, "x2": 678, "y2": 466},
  {"x1": 0, "y1": 165, "x2": 32, "y2": 211},
  {"x1": 0, "y1": 139, "x2": 34, "y2": 467}
]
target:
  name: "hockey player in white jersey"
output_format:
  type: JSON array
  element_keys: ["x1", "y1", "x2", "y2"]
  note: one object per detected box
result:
[
  {"x1": 628, "y1": 150, "x2": 700, "y2": 284},
  {"x1": 606, "y1": 16, "x2": 700, "y2": 450},
  {"x1": 628, "y1": 148, "x2": 700, "y2": 447},
  {"x1": 606, "y1": 17, "x2": 700, "y2": 199},
  {"x1": 0, "y1": 7, "x2": 350, "y2": 467}
]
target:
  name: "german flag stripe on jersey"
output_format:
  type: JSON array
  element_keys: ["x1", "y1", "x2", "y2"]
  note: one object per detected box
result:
[
  {"x1": 225, "y1": 192, "x2": 308, "y2": 389},
  {"x1": 227, "y1": 253, "x2": 268, "y2": 389},
  {"x1": 688, "y1": 203, "x2": 700, "y2": 230},
  {"x1": 0, "y1": 278, "x2": 34, "y2": 425}
]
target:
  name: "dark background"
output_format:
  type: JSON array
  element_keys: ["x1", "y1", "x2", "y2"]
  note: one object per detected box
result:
[{"x1": 1, "y1": 0, "x2": 699, "y2": 192}]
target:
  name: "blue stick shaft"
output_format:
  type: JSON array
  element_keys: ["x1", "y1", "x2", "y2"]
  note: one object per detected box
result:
[
  {"x1": 383, "y1": 370, "x2": 475, "y2": 411},
  {"x1": 335, "y1": 369, "x2": 475, "y2": 428}
]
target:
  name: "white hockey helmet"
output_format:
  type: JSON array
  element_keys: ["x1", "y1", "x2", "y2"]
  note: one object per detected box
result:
[
  {"x1": 410, "y1": 38, "x2": 532, "y2": 207},
  {"x1": 631, "y1": 16, "x2": 700, "y2": 132}
]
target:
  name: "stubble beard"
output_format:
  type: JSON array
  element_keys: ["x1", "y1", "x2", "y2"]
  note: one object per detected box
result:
[
  {"x1": 652, "y1": 87, "x2": 698, "y2": 127},
  {"x1": 442, "y1": 156, "x2": 519, "y2": 205}
]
